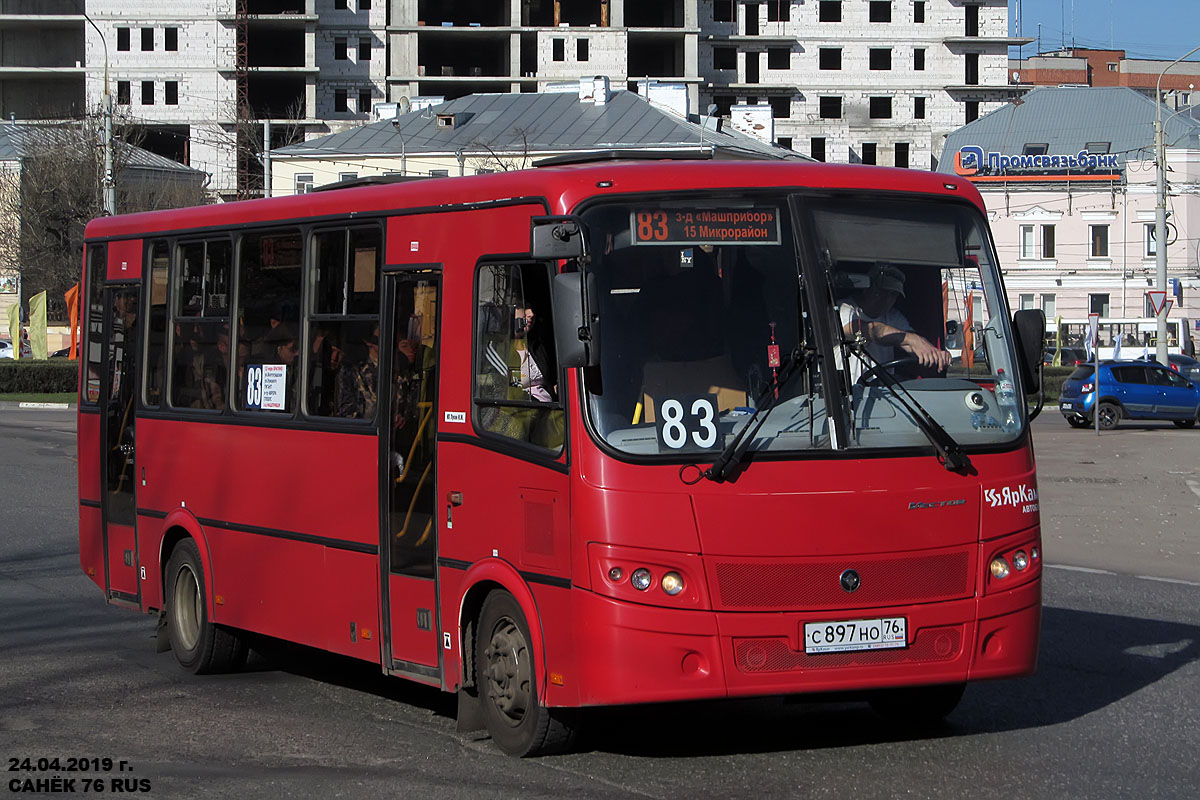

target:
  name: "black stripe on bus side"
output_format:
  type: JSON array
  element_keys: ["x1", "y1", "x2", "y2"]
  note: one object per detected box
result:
[
  {"x1": 135, "y1": 511, "x2": 379, "y2": 555},
  {"x1": 437, "y1": 432, "x2": 571, "y2": 476},
  {"x1": 437, "y1": 558, "x2": 572, "y2": 591},
  {"x1": 80, "y1": 499, "x2": 102, "y2": 509},
  {"x1": 131, "y1": 408, "x2": 382, "y2": 435}
]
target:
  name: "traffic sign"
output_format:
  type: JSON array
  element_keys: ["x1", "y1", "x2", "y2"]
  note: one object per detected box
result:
[{"x1": 1147, "y1": 290, "x2": 1168, "y2": 316}]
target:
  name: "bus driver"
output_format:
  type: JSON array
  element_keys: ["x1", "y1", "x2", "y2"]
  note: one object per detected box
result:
[{"x1": 839, "y1": 263, "x2": 950, "y2": 375}]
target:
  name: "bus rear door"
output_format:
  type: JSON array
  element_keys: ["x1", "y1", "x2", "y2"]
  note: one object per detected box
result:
[
  {"x1": 380, "y1": 271, "x2": 442, "y2": 681},
  {"x1": 97, "y1": 242, "x2": 143, "y2": 606}
]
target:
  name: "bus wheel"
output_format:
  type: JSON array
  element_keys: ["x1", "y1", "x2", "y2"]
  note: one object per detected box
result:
[
  {"x1": 476, "y1": 591, "x2": 577, "y2": 756},
  {"x1": 1096, "y1": 402, "x2": 1121, "y2": 430},
  {"x1": 165, "y1": 539, "x2": 247, "y2": 675},
  {"x1": 868, "y1": 682, "x2": 965, "y2": 725}
]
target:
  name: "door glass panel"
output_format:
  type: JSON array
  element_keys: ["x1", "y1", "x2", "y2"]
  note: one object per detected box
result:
[
  {"x1": 388, "y1": 277, "x2": 438, "y2": 576},
  {"x1": 105, "y1": 287, "x2": 140, "y2": 526}
]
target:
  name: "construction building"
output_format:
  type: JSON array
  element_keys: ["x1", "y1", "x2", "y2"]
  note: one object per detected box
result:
[{"x1": 0, "y1": 1, "x2": 1024, "y2": 197}]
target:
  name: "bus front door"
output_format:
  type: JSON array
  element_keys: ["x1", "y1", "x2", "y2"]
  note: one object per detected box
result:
[
  {"x1": 99, "y1": 285, "x2": 141, "y2": 606},
  {"x1": 380, "y1": 272, "x2": 442, "y2": 680}
]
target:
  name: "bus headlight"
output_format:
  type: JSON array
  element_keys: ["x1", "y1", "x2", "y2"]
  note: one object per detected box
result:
[
  {"x1": 661, "y1": 572, "x2": 684, "y2": 596},
  {"x1": 989, "y1": 557, "x2": 1011, "y2": 579},
  {"x1": 1013, "y1": 550, "x2": 1029, "y2": 571},
  {"x1": 630, "y1": 568, "x2": 653, "y2": 591}
]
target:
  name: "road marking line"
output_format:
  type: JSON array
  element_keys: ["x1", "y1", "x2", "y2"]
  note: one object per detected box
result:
[
  {"x1": 1046, "y1": 564, "x2": 1200, "y2": 587},
  {"x1": 1045, "y1": 564, "x2": 1114, "y2": 575},
  {"x1": 1134, "y1": 574, "x2": 1200, "y2": 587},
  {"x1": 1186, "y1": 480, "x2": 1200, "y2": 501}
]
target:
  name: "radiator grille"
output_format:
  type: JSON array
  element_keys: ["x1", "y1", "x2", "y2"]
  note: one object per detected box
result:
[
  {"x1": 713, "y1": 550, "x2": 971, "y2": 611},
  {"x1": 733, "y1": 626, "x2": 963, "y2": 673}
]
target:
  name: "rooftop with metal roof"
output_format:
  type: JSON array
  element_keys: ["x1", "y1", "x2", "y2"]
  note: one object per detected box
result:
[
  {"x1": 0, "y1": 124, "x2": 203, "y2": 176},
  {"x1": 275, "y1": 89, "x2": 801, "y2": 163},
  {"x1": 938, "y1": 86, "x2": 1200, "y2": 174}
]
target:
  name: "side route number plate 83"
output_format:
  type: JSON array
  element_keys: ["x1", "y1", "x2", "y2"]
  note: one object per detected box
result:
[{"x1": 804, "y1": 617, "x2": 907, "y2": 654}]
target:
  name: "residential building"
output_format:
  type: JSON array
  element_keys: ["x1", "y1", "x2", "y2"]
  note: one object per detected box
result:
[
  {"x1": 270, "y1": 81, "x2": 802, "y2": 195},
  {"x1": 938, "y1": 87, "x2": 1200, "y2": 351},
  {"x1": 1010, "y1": 48, "x2": 1200, "y2": 110}
]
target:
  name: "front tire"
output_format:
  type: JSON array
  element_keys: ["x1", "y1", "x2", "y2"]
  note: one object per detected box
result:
[
  {"x1": 165, "y1": 539, "x2": 247, "y2": 674},
  {"x1": 476, "y1": 591, "x2": 577, "y2": 756},
  {"x1": 869, "y1": 682, "x2": 965, "y2": 725},
  {"x1": 1096, "y1": 402, "x2": 1121, "y2": 430},
  {"x1": 1066, "y1": 415, "x2": 1090, "y2": 429}
]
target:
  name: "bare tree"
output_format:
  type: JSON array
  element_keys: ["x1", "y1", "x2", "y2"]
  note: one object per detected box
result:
[
  {"x1": 0, "y1": 104, "x2": 209, "y2": 319},
  {"x1": 467, "y1": 126, "x2": 536, "y2": 173}
]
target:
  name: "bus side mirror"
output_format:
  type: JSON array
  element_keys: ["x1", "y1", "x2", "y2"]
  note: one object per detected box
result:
[
  {"x1": 1012, "y1": 309, "x2": 1045, "y2": 394},
  {"x1": 531, "y1": 216, "x2": 585, "y2": 260},
  {"x1": 552, "y1": 272, "x2": 600, "y2": 368}
]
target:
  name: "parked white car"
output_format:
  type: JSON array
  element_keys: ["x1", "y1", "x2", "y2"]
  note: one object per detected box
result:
[{"x1": 0, "y1": 339, "x2": 32, "y2": 358}]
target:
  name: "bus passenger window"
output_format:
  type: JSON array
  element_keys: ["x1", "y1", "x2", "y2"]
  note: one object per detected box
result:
[
  {"x1": 169, "y1": 239, "x2": 231, "y2": 411},
  {"x1": 144, "y1": 240, "x2": 169, "y2": 408},
  {"x1": 473, "y1": 263, "x2": 563, "y2": 451},
  {"x1": 306, "y1": 227, "x2": 381, "y2": 418},
  {"x1": 235, "y1": 229, "x2": 302, "y2": 414}
]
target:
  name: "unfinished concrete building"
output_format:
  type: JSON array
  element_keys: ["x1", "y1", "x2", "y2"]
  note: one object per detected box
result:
[{"x1": 387, "y1": 1, "x2": 700, "y2": 110}]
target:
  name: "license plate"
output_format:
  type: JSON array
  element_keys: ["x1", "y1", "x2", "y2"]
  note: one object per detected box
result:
[
  {"x1": 804, "y1": 617, "x2": 907, "y2": 654},
  {"x1": 1060, "y1": 402, "x2": 1073, "y2": 410}
]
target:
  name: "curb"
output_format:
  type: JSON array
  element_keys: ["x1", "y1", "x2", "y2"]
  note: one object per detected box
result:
[{"x1": 0, "y1": 402, "x2": 75, "y2": 410}]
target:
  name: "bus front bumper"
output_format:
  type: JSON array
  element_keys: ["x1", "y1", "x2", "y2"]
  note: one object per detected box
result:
[{"x1": 567, "y1": 577, "x2": 1040, "y2": 707}]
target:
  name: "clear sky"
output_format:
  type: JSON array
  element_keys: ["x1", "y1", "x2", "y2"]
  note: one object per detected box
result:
[{"x1": 1010, "y1": 0, "x2": 1200, "y2": 61}]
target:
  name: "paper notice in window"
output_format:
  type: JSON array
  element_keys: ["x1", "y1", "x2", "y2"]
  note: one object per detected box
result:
[
  {"x1": 354, "y1": 248, "x2": 376, "y2": 293},
  {"x1": 260, "y1": 364, "x2": 288, "y2": 411}
]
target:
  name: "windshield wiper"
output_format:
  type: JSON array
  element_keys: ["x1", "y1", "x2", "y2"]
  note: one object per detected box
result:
[
  {"x1": 848, "y1": 347, "x2": 972, "y2": 473},
  {"x1": 704, "y1": 345, "x2": 817, "y2": 483}
]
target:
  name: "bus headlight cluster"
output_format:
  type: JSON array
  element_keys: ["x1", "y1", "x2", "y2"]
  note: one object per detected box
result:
[
  {"x1": 989, "y1": 544, "x2": 1039, "y2": 585},
  {"x1": 610, "y1": 565, "x2": 685, "y2": 596}
]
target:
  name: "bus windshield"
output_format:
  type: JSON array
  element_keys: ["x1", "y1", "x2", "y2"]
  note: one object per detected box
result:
[{"x1": 579, "y1": 193, "x2": 1023, "y2": 460}]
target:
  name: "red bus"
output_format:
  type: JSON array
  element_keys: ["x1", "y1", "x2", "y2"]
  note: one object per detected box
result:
[{"x1": 78, "y1": 159, "x2": 1046, "y2": 756}]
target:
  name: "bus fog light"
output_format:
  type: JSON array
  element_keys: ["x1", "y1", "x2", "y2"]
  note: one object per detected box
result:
[
  {"x1": 607, "y1": 567, "x2": 623, "y2": 582},
  {"x1": 631, "y1": 568, "x2": 652, "y2": 591},
  {"x1": 1013, "y1": 550, "x2": 1029, "y2": 571},
  {"x1": 990, "y1": 557, "x2": 1010, "y2": 579},
  {"x1": 661, "y1": 572, "x2": 684, "y2": 596}
]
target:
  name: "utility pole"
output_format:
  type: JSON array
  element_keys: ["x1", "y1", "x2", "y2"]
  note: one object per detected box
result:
[
  {"x1": 81, "y1": 9, "x2": 115, "y2": 215},
  {"x1": 1154, "y1": 45, "x2": 1200, "y2": 364},
  {"x1": 263, "y1": 120, "x2": 271, "y2": 198}
]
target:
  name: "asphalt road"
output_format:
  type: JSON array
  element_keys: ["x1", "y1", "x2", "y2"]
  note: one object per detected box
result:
[{"x1": 1, "y1": 407, "x2": 1196, "y2": 799}]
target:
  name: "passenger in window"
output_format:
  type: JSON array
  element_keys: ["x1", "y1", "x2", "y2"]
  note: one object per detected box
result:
[
  {"x1": 514, "y1": 307, "x2": 555, "y2": 402},
  {"x1": 337, "y1": 325, "x2": 379, "y2": 419},
  {"x1": 838, "y1": 263, "x2": 950, "y2": 375},
  {"x1": 309, "y1": 326, "x2": 346, "y2": 415}
]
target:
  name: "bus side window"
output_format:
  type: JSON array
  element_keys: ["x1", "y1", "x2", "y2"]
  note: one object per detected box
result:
[
  {"x1": 473, "y1": 263, "x2": 563, "y2": 451},
  {"x1": 169, "y1": 239, "x2": 231, "y2": 411},
  {"x1": 234, "y1": 229, "x2": 302, "y2": 414},
  {"x1": 306, "y1": 226, "x2": 381, "y2": 419}
]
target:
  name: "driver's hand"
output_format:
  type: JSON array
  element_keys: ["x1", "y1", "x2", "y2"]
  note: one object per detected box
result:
[{"x1": 903, "y1": 334, "x2": 952, "y2": 370}]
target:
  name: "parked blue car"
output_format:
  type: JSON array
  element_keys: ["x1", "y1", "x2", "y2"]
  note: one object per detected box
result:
[{"x1": 1059, "y1": 360, "x2": 1200, "y2": 430}]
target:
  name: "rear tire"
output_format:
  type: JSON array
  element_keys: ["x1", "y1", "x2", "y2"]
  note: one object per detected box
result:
[
  {"x1": 1173, "y1": 416, "x2": 1197, "y2": 428},
  {"x1": 476, "y1": 591, "x2": 577, "y2": 756},
  {"x1": 869, "y1": 682, "x2": 965, "y2": 725},
  {"x1": 165, "y1": 539, "x2": 247, "y2": 674},
  {"x1": 1096, "y1": 402, "x2": 1121, "y2": 431}
]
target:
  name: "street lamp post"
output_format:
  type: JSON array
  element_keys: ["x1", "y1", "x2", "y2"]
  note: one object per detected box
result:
[
  {"x1": 1154, "y1": 44, "x2": 1200, "y2": 363},
  {"x1": 81, "y1": 10, "x2": 115, "y2": 216}
]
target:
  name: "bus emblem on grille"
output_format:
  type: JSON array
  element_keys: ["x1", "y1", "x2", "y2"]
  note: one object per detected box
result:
[{"x1": 839, "y1": 569, "x2": 861, "y2": 593}]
